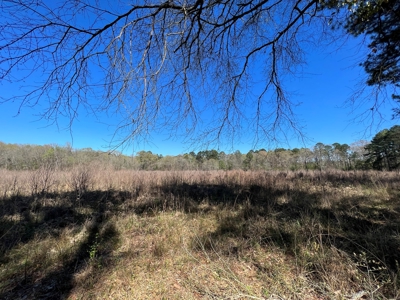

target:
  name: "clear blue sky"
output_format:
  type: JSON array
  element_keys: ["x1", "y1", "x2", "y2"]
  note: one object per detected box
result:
[{"x1": 1, "y1": 11, "x2": 398, "y2": 156}]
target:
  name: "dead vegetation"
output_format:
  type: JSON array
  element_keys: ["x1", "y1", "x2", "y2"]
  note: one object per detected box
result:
[{"x1": 0, "y1": 168, "x2": 399, "y2": 299}]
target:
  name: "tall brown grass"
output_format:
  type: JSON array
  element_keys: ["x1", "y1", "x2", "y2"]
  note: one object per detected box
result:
[{"x1": 0, "y1": 167, "x2": 399, "y2": 299}]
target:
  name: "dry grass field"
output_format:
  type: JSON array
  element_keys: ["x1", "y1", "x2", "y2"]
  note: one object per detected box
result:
[{"x1": 0, "y1": 167, "x2": 399, "y2": 299}]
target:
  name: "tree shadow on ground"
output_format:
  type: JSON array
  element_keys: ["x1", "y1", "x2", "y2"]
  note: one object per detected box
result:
[
  {"x1": 1, "y1": 176, "x2": 399, "y2": 299},
  {"x1": 0, "y1": 190, "x2": 122, "y2": 299},
  {"x1": 156, "y1": 182, "x2": 400, "y2": 274}
]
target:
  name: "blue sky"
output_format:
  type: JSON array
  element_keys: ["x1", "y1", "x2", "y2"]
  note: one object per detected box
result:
[{"x1": 1, "y1": 7, "x2": 398, "y2": 156}]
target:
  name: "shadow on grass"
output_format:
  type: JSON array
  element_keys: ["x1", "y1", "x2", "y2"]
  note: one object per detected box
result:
[
  {"x1": 156, "y1": 182, "x2": 400, "y2": 274},
  {"x1": 0, "y1": 190, "x2": 121, "y2": 299},
  {"x1": 128, "y1": 178, "x2": 400, "y2": 264},
  {"x1": 0, "y1": 174, "x2": 399, "y2": 298}
]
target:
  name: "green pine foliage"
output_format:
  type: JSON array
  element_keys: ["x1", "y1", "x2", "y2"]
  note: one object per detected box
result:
[{"x1": 365, "y1": 125, "x2": 400, "y2": 170}]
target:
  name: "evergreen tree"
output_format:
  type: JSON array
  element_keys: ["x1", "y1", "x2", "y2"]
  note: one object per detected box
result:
[{"x1": 365, "y1": 125, "x2": 400, "y2": 170}]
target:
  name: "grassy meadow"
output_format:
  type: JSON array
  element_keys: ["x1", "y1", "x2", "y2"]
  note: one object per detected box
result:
[{"x1": 0, "y1": 167, "x2": 399, "y2": 299}]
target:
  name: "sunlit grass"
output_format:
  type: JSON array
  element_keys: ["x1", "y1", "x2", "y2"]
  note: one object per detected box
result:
[{"x1": 0, "y1": 169, "x2": 399, "y2": 299}]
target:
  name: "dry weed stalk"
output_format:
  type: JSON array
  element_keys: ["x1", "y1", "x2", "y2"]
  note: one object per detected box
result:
[
  {"x1": 69, "y1": 165, "x2": 93, "y2": 201},
  {"x1": 0, "y1": 168, "x2": 399, "y2": 299},
  {"x1": 29, "y1": 163, "x2": 55, "y2": 196}
]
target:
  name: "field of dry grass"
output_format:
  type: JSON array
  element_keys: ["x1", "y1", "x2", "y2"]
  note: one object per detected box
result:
[{"x1": 0, "y1": 167, "x2": 399, "y2": 299}]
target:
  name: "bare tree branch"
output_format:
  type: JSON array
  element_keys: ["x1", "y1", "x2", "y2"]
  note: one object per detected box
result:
[{"x1": 0, "y1": 0, "x2": 337, "y2": 149}]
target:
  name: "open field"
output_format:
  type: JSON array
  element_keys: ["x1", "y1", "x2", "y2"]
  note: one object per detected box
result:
[{"x1": 0, "y1": 168, "x2": 399, "y2": 299}]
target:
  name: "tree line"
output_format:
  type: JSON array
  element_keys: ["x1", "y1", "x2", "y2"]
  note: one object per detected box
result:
[
  {"x1": 1, "y1": 126, "x2": 398, "y2": 171},
  {"x1": 0, "y1": 125, "x2": 400, "y2": 171}
]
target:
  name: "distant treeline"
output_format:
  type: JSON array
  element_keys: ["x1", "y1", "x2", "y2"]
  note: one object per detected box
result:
[
  {"x1": 0, "y1": 140, "x2": 369, "y2": 171},
  {"x1": 1, "y1": 126, "x2": 399, "y2": 171}
]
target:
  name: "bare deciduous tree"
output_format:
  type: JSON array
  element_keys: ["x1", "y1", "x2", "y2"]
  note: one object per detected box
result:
[{"x1": 1, "y1": 1, "x2": 354, "y2": 148}]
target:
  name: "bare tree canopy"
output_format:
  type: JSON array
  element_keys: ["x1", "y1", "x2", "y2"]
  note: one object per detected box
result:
[{"x1": 0, "y1": 0, "x2": 396, "y2": 148}]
